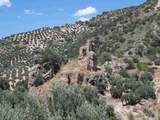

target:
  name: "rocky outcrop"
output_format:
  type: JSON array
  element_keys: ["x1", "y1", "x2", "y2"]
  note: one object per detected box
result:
[
  {"x1": 78, "y1": 40, "x2": 97, "y2": 71},
  {"x1": 58, "y1": 40, "x2": 103, "y2": 85},
  {"x1": 29, "y1": 40, "x2": 104, "y2": 97}
]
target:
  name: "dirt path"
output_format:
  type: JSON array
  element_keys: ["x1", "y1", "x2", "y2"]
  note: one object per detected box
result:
[{"x1": 105, "y1": 93, "x2": 129, "y2": 120}]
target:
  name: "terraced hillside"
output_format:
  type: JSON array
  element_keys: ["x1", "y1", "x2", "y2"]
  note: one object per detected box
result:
[{"x1": 0, "y1": 22, "x2": 91, "y2": 88}]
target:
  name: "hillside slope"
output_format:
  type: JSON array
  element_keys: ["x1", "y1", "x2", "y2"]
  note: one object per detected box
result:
[
  {"x1": 0, "y1": 0, "x2": 160, "y2": 89},
  {"x1": 1, "y1": 0, "x2": 160, "y2": 119}
]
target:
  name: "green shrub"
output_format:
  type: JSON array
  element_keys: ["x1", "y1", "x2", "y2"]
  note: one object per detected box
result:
[
  {"x1": 15, "y1": 80, "x2": 28, "y2": 92},
  {"x1": 41, "y1": 47, "x2": 64, "y2": 73},
  {"x1": 125, "y1": 59, "x2": 135, "y2": 69},
  {"x1": 132, "y1": 57, "x2": 139, "y2": 63},
  {"x1": 50, "y1": 111, "x2": 64, "y2": 120},
  {"x1": 137, "y1": 63, "x2": 149, "y2": 71},
  {"x1": 147, "y1": 47, "x2": 157, "y2": 60},
  {"x1": 154, "y1": 58, "x2": 160, "y2": 65},
  {"x1": 98, "y1": 52, "x2": 112, "y2": 65},
  {"x1": 121, "y1": 93, "x2": 141, "y2": 105},
  {"x1": 0, "y1": 78, "x2": 10, "y2": 90},
  {"x1": 105, "y1": 66, "x2": 112, "y2": 75},
  {"x1": 109, "y1": 77, "x2": 124, "y2": 87},
  {"x1": 0, "y1": 102, "x2": 22, "y2": 120},
  {"x1": 33, "y1": 74, "x2": 44, "y2": 87},
  {"x1": 135, "y1": 85, "x2": 156, "y2": 99},
  {"x1": 90, "y1": 76, "x2": 107, "y2": 95},
  {"x1": 123, "y1": 77, "x2": 141, "y2": 92},
  {"x1": 0, "y1": 91, "x2": 47, "y2": 120},
  {"x1": 140, "y1": 72, "x2": 153, "y2": 83},
  {"x1": 109, "y1": 73, "x2": 155, "y2": 105},
  {"x1": 82, "y1": 87, "x2": 100, "y2": 105},
  {"x1": 120, "y1": 69, "x2": 130, "y2": 78},
  {"x1": 49, "y1": 83, "x2": 116, "y2": 119},
  {"x1": 41, "y1": 47, "x2": 63, "y2": 65},
  {"x1": 110, "y1": 86, "x2": 123, "y2": 98},
  {"x1": 76, "y1": 103, "x2": 115, "y2": 120},
  {"x1": 136, "y1": 45, "x2": 145, "y2": 57},
  {"x1": 50, "y1": 84, "x2": 85, "y2": 117}
]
